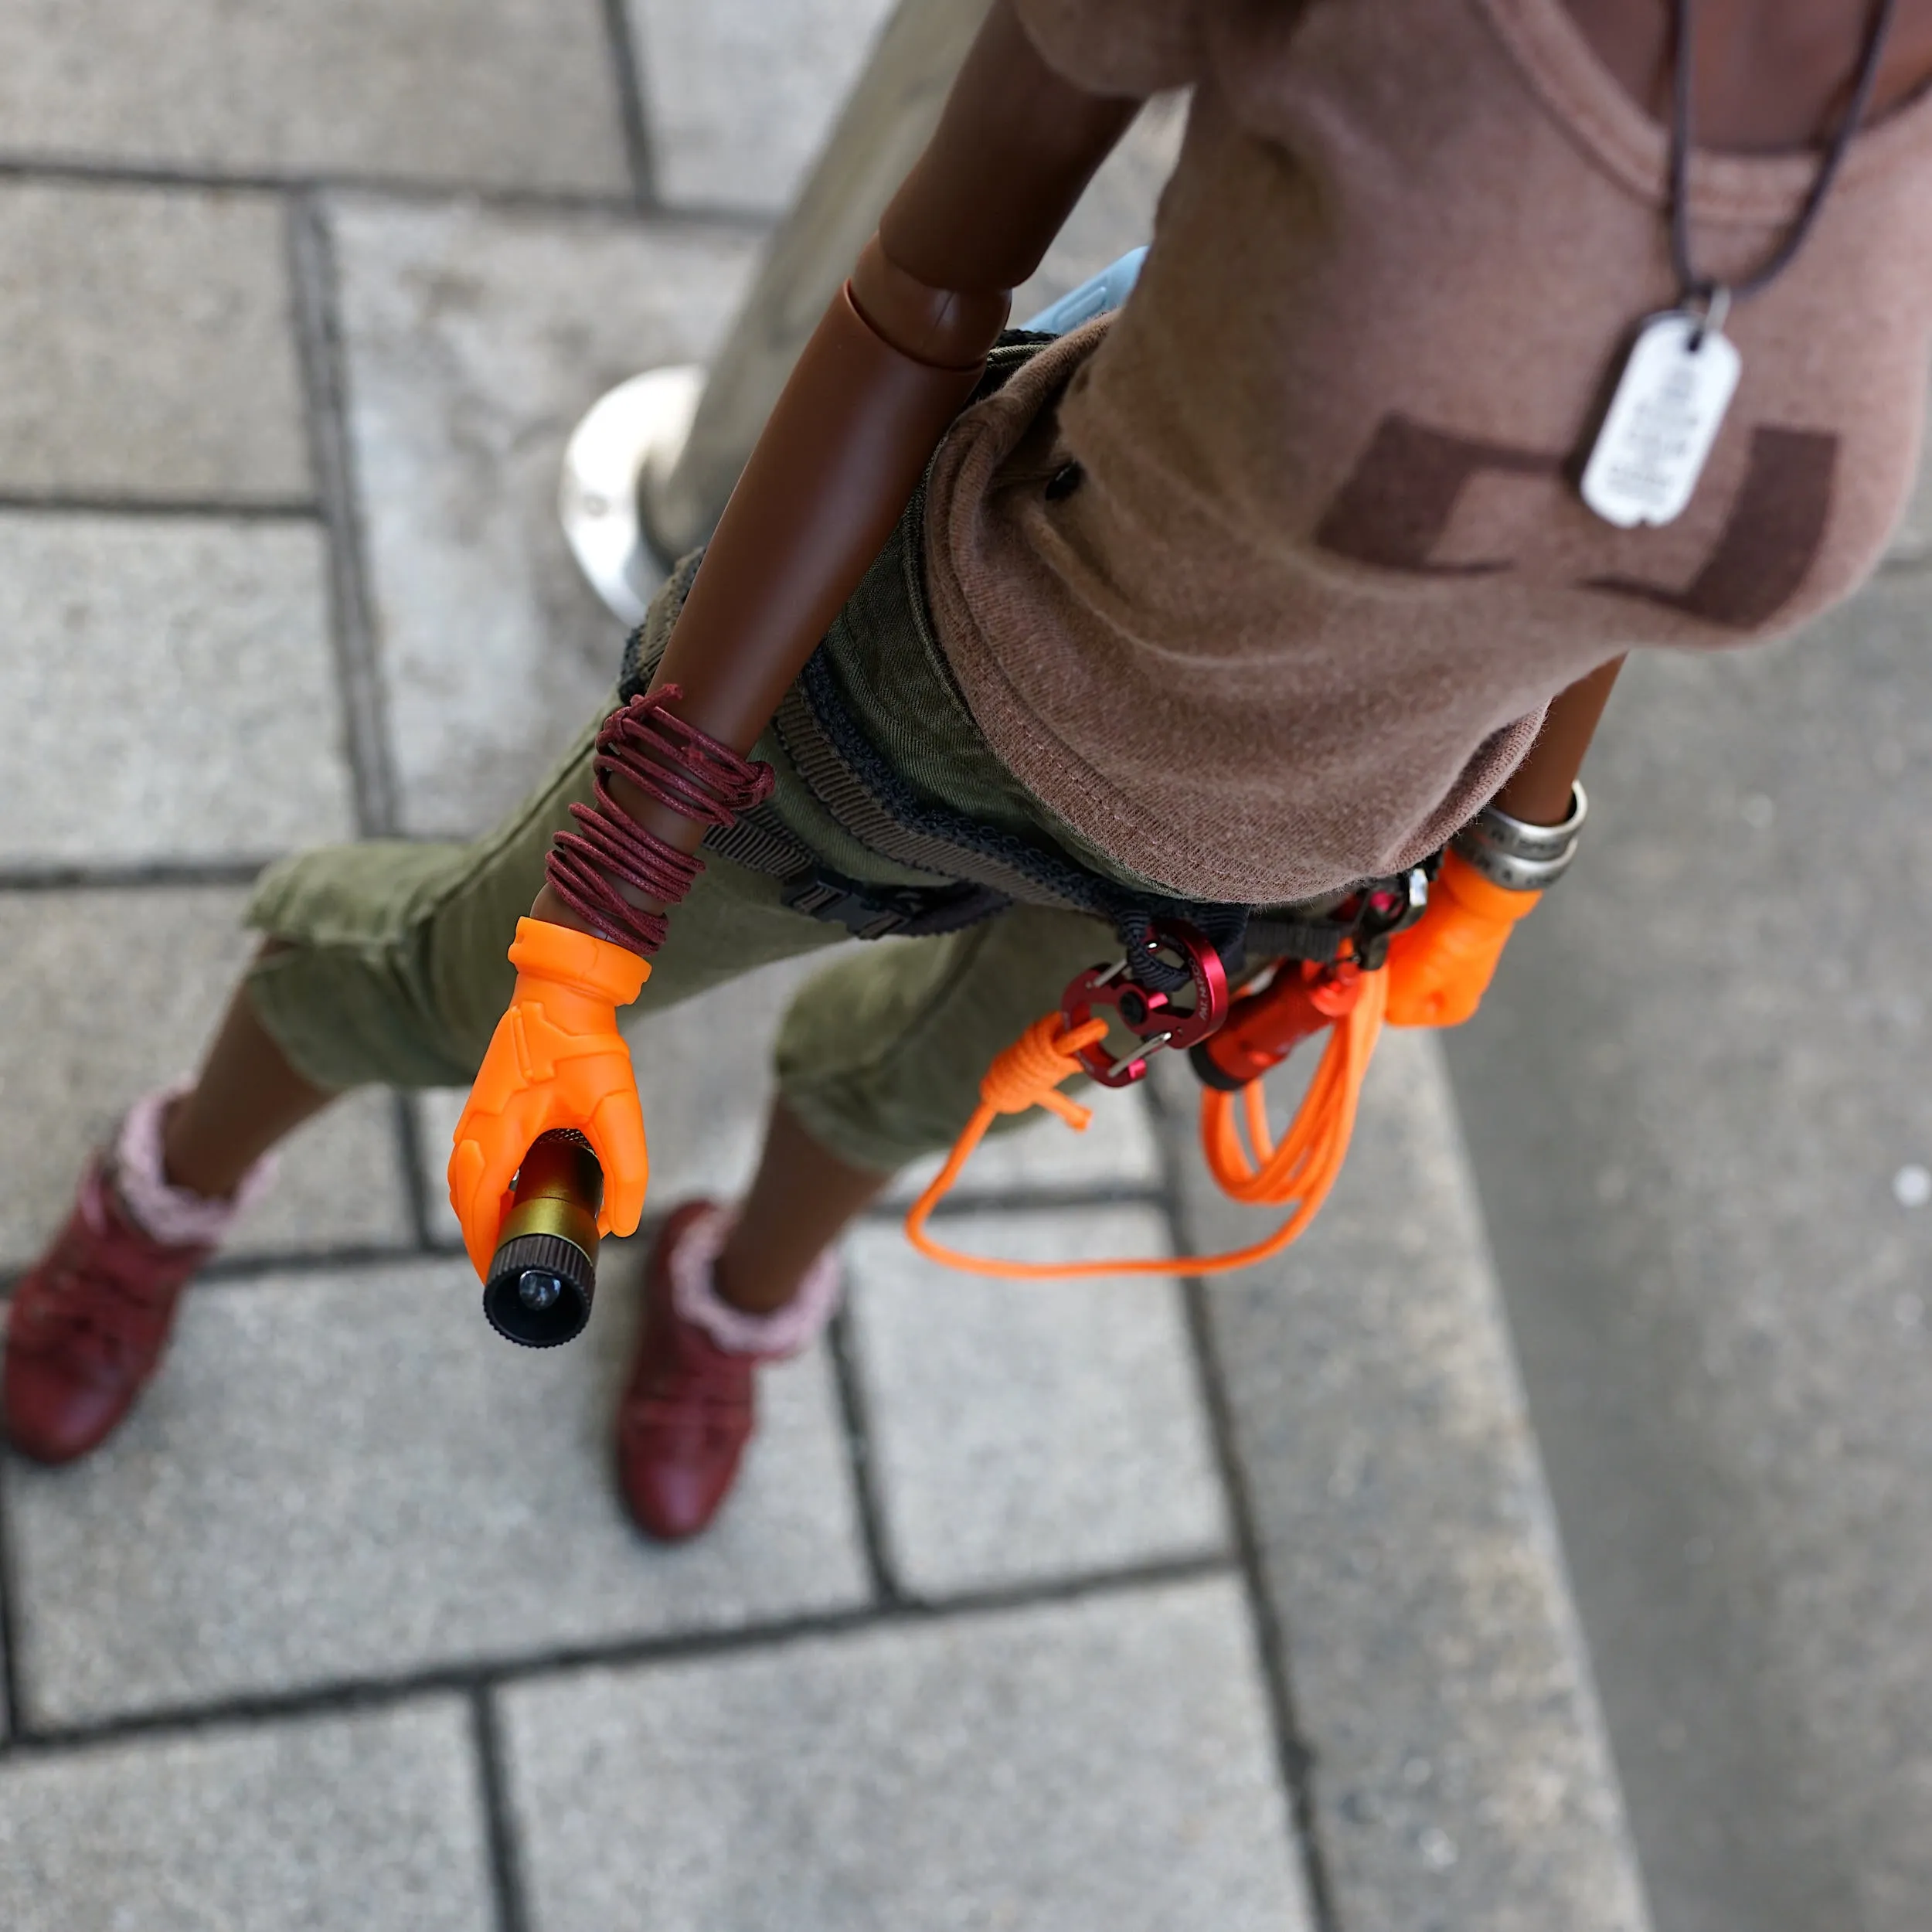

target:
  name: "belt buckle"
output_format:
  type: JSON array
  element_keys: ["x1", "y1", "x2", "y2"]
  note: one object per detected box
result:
[
  {"x1": 781, "y1": 872, "x2": 913, "y2": 940},
  {"x1": 1346, "y1": 865, "x2": 1430, "y2": 968}
]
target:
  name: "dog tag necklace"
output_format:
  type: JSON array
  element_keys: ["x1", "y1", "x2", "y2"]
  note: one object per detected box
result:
[{"x1": 1580, "y1": 0, "x2": 1897, "y2": 528}]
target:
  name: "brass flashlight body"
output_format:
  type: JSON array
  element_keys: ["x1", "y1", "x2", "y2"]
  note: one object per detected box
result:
[{"x1": 481, "y1": 1129, "x2": 604, "y2": 1347}]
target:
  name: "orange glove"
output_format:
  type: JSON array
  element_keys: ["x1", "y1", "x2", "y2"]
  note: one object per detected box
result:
[
  {"x1": 1383, "y1": 849, "x2": 1540, "y2": 1029},
  {"x1": 447, "y1": 917, "x2": 651, "y2": 1278}
]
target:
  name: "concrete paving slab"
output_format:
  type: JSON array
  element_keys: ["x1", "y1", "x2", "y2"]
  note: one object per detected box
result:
[
  {"x1": 1444, "y1": 573, "x2": 1932, "y2": 1932},
  {"x1": 498, "y1": 1574, "x2": 1310, "y2": 1932},
  {"x1": 5, "y1": 1252, "x2": 867, "y2": 1726},
  {"x1": 843, "y1": 1206, "x2": 1228, "y2": 1596},
  {"x1": 0, "y1": 183, "x2": 310, "y2": 503},
  {"x1": 628, "y1": 0, "x2": 898, "y2": 213},
  {"x1": 884, "y1": 1081, "x2": 1162, "y2": 1202},
  {"x1": 1887, "y1": 440, "x2": 1932, "y2": 566},
  {"x1": 0, "y1": 888, "x2": 410, "y2": 1272},
  {"x1": 0, "y1": 515, "x2": 354, "y2": 866},
  {"x1": 0, "y1": 0, "x2": 627, "y2": 195},
  {"x1": 0, "y1": 1697, "x2": 493, "y2": 1931},
  {"x1": 1164, "y1": 1031, "x2": 1651, "y2": 1932},
  {"x1": 329, "y1": 197, "x2": 759, "y2": 838}
]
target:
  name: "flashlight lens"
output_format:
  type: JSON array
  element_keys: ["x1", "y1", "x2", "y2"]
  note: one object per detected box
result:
[{"x1": 518, "y1": 1269, "x2": 563, "y2": 1311}]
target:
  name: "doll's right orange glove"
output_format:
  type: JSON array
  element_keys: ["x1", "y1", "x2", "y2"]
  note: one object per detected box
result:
[
  {"x1": 447, "y1": 917, "x2": 651, "y2": 1279},
  {"x1": 1382, "y1": 849, "x2": 1540, "y2": 1029}
]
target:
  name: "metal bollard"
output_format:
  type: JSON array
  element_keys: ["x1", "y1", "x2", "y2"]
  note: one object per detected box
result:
[{"x1": 560, "y1": 0, "x2": 993, "y2": 621}]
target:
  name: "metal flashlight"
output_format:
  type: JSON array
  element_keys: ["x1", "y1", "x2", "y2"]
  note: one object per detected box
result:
[{"x1": 481, "y1": 1129, "x2": 604, "y2": 1347}]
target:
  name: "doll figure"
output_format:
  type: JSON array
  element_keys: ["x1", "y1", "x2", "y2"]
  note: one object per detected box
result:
[{"x1": 8, "y1": 0, "x2": 1930, "y2": 1543}]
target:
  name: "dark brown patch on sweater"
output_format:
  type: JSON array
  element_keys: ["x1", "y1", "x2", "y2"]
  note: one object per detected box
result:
[
  {"x1": 1317, "y1": 413, "x2": 1837, "y2": 630},
  {"x1": 1585, "y1": 427, "x2": 1838, "y2": 629},
  {"x1": 1314, "y1": 414, "x2": 1562, "y2": 574}
]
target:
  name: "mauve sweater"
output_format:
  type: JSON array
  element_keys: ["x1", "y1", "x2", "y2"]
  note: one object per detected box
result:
[{"x1": 920, "y1": 0, "x2": 1932, "y2": 902}]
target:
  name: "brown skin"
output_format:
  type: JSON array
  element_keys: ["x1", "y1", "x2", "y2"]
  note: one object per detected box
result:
[
  {"x1": 164, "y1": 0, "x2": 1932, "y2": 1311},
  {"x1": 713, "y1": 1102, "x2": 893, "y2": 1313},
  {"x1": 159, "y1": 943, "x2": 335, "y2": 1199},
  {"x1": 1495, "y1": 658, "x2": 1627, "y2": 825},
  {"x1": 527, "y1": 1, "x2": 1137, "y2": 945}
]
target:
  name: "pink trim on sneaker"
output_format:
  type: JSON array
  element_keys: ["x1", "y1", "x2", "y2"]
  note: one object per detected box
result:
[
  {"x1": 668, "y1": 1203, "x2": 842, "y2": 1359},
  {"x1": 106, "y1": 1084, "x2": 279, "y2": 1250}
]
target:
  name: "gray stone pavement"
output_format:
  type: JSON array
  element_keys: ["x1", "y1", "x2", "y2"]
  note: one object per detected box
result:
[
  {"x1": 0, "y1": 3, "x2": 1715, "y2": 1927},
  {"x1": 1447, "y1": 556, "x2": 1932, "y2": 1932}
]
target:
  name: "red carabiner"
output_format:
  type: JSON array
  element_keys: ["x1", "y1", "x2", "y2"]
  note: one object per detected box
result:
[
  {"x1": 1060, "y1": 923, "x2": 1230, "y2": 1089},
  {"x1": 1192, "y1": 959, "x2": 1363, "y2": 1090}
]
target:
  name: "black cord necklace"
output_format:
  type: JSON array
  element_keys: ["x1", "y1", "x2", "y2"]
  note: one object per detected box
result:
[{"x1": 1579, "y1": 0, "x2": 1899, "y2": 529}]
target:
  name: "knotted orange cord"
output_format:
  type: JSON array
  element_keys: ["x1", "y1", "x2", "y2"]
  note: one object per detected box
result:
[{"x1": 903, "y1": 970, "x2": 1387, "y2": 1279}]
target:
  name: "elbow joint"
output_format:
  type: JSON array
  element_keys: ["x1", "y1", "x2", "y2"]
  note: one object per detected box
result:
[{"x1": 848, "y1": 233, "x2": 1010, "y2": 372}]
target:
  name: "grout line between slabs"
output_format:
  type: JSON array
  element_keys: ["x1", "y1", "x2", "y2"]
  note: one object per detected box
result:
[
  {"x1": 597, "y1": 0, "x2": 659, "y2": 207},
  {"x1": 1180, "y1": 1273, "x2": 1341, "y2": 1932},
  {"x1": 470, "y1": 1688, "x2": 532, "y2": 1932},
  {"x1": 1147, "y1": 1078, "x2": 1341, "y2": 1932},
  {"x1": 392, "y1": 1092, "x2": 438, "y2": 1254},
  {"x1": 0, "y1": 492, "x2": 318, "y2": 522},
  {"x1": 0, "y1": 151, "x2": 775, "y2": 233},
  {"x1": 0, "y1": 1473, "x2": 23, "y2": 1740},
  {"x1": 0, "y1": 1550, "x2": 1234, "y2": 1762},
  {"x1": 0, "y1": 151, "x2": 634, "y2": 216},
  {"x1": 825, "y1": 1305, "x2": 902, "y2": 1604},
  {"x1": 286, "y1": 189, "x2": 400, "y2": 840},
  {"x1": 4, "y1": 1175, "x2": 1169, "y2": 1297},
  {"x1": 197, "y1": 1240, "x2": 440, "y2": 1285},
  {"x1": 0, "y1": 1242, "x2": 431, "y2": 1301},
  {"x1": 858, "y1": 1179, "x2": 1166, "y2": 1223},
  {"x1": 0, "y1": 859, "x2": 277, "y2": 894}
]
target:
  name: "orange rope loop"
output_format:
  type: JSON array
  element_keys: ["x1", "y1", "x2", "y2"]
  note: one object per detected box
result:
[
  {"x1": 979, "y1": 1012, "x2": 1108, "y2": 1127},
  {"x1": 904, "y1": 971, "x2": 1387, "y2": 1279}
]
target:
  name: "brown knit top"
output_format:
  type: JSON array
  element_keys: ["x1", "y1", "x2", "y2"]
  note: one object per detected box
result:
[{"x1": 920, "y1": 0, "x2": 1932, "y2": 902}]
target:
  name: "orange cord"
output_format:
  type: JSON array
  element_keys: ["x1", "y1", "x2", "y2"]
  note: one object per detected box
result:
[{"x1": 903, "y1": 971, "x2": 1387, "y2": 1279}]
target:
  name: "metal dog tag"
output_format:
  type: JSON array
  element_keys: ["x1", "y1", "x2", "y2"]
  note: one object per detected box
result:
[{"x1": 1580, "y1": 310, "x2": 1741, "y2": 528}]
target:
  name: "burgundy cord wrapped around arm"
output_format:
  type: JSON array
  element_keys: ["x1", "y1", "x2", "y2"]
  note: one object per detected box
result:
[{"x1": 546, "y1": 685, "x2": 775, "y2": 954}]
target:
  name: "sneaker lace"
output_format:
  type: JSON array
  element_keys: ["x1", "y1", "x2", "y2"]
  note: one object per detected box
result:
[
  {"x1": 628, "y1": 1324, "x2": 751, "y2": 1440},
  {"x1": 29, "y1": 1221, "x2": 184, "y2": 1377}
]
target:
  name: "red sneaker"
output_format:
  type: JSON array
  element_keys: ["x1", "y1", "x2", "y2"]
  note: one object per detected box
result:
[
  {"x1": 615, "y1": 1200, "x2": 843, "y2": 1543},
  {"x1": 617, "y1": 1202, "x2": 758, "y2": 1541},
  {"x1": 2, "y1": 1158, "x2": 209, "y2": 1465}
]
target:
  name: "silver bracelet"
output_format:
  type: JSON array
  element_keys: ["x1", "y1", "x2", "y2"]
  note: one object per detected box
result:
[
  {"x1": 1449, "y1": 836, "x2": 1576, "y2": 890},
  {"x1": 1451, "y1": 781, "x2": 1587, "y2": 890},
  {"x1": 1461, "y1": 781, "x2": 1587, "y2": 859}
]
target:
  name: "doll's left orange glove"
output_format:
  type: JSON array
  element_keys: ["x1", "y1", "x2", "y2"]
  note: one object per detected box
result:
[
  {"x1": 447, "y1": 917, "x2": 651, "y2": 1280},
  {"x1": 1382, "y1": 849, "x2": 1539, "y2": 1030}
]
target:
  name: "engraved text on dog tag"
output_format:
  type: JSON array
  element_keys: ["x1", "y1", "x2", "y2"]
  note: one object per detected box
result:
[{"x1": 1580, "y1": 311, "x2": 1741, "y2": 529}]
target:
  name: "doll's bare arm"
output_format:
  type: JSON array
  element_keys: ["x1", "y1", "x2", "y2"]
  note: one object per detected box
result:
[
  {"x1": 532, "y1": 1, "x2": 1141, "y2": 940},
  {"x1": 1495, "y1": 657, "x2": 1624, "y2": 825}
]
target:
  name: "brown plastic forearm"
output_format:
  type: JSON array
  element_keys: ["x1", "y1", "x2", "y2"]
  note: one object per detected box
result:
[
  {"x1": 880, "y1": 0, "x2": 1144, "y2": 291},
  {"x1": 648, "y1": 283, "x2": 986, "y2": 754},
  {"x1": 849, "y1": 235, "x2": 1009, "y2": 372},
  {"x1": 590, "y1": 0, "x2": 1139, "y2": 879},
  {"x1": 534, "y1": 274, "x2": 1000, "y2": 941},
  {"x1": 1495, "y1": 655, "x2": 1624, "y2": 825}
]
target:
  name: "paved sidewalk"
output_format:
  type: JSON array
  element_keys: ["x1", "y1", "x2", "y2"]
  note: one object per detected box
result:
[{"x1": 0, "y1": 5, "x2": 1647, "y2": 1928}]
